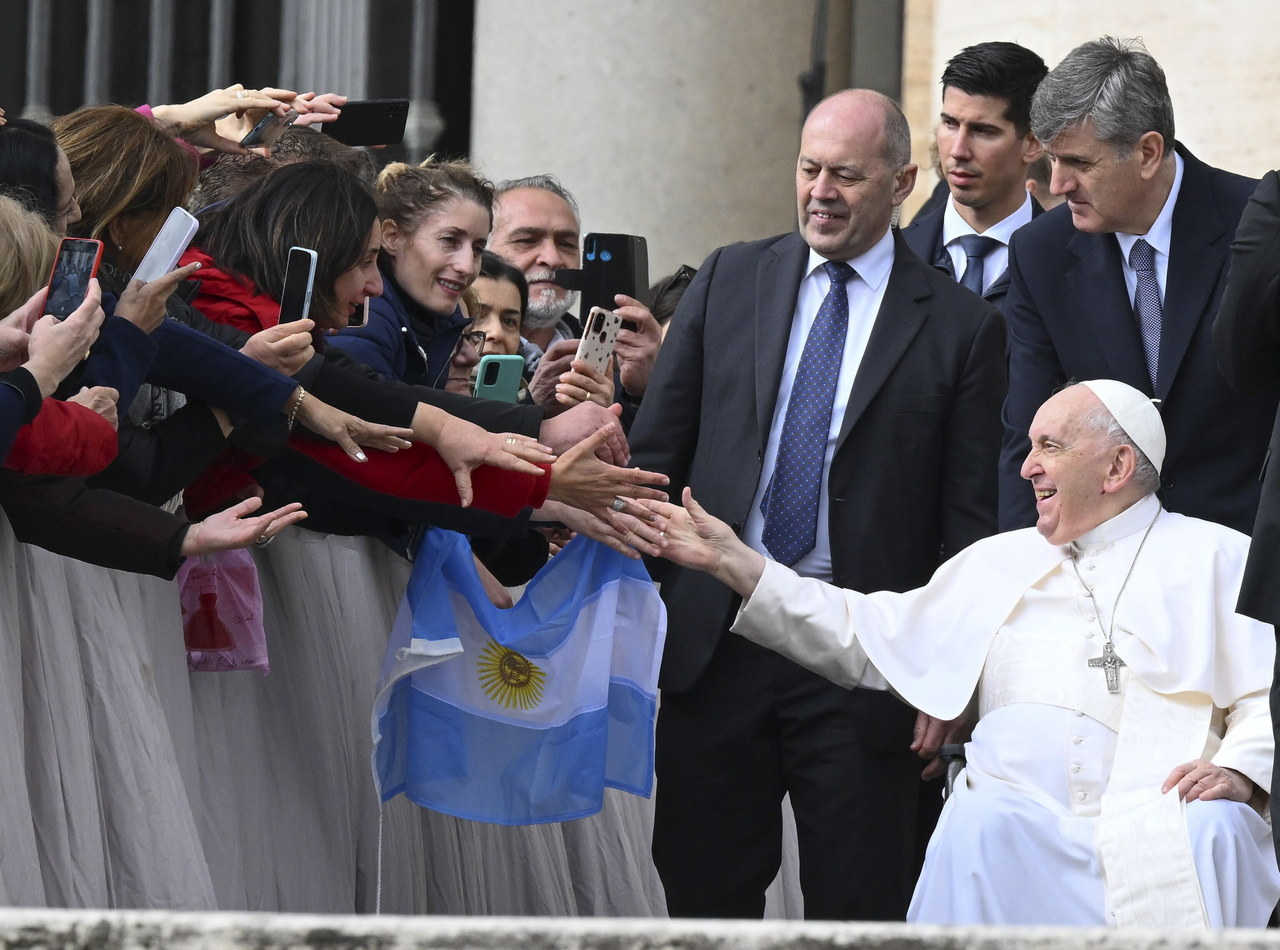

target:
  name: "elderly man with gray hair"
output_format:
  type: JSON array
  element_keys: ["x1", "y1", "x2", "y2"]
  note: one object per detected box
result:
[
  {"x1": 996, "y1": 37, "x2": 1277, "y2": 544},
  {"x1": 627, "y1": 379, "x2": 1280, "y2": 929}
]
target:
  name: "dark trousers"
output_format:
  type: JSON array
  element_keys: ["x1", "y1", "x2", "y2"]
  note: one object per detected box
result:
[{"x1": 652, "y1": 634, "x2": 922, "y2": 920}]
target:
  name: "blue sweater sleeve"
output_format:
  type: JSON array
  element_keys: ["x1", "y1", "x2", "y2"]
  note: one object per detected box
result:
[
  {"x1": 145, "y1": 318, "x2": 297, "y2": 423},
  {"x1": 0, "y1": 368, "x2": 42, "y2": 463}
]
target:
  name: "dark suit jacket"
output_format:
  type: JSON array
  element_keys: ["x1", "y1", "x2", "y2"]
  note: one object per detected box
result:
[
  {"x1": 998, "y1": 145, "x2": 1273, "y2": 535},
  {"x1": 629, "y1": 228, "x2": 1007, "y2": 693},
  {"x1": 901, "y1": 195, "x2": 1044, "y2": 310},
  {"x1": 1213, "y1": 169, "x2": 1280, "y2": 624}
]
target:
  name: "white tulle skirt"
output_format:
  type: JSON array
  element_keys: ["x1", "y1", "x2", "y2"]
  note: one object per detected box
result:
[{"x1": 0, "y1": 515, "x2": 673, "y2": 915}]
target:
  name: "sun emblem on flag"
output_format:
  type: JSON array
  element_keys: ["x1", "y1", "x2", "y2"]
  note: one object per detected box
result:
[{"x1": 477, "y1": 640, "x2": 546, "y2": 710}]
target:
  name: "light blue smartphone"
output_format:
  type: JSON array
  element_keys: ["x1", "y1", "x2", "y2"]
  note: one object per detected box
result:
[{"x1": 472, "y1": 354, "x2": 524, "y2": 402}]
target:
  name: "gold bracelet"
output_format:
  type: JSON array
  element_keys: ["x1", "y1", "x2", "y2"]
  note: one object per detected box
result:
[{"x1": 286, "y1": 387, "x2": 307, "y2": 432}]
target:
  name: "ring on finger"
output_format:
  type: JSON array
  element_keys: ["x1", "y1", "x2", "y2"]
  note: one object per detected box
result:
[
  {"x1": 504, "y1": 435, "x2": 518, "y2": 444},
  {"x1": 611, "y1": 497, "x2": 627, "y2": 513},
  {"x1": 254, "y1": 533, "x2": 273, "y2": 547}
]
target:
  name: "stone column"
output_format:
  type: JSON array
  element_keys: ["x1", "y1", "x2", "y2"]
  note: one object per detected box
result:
[{"x1": 471, "y1": 0, "x2": 817, "y2": 281}]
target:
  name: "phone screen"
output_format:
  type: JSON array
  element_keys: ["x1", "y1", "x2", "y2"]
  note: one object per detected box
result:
[
  {"x1": 278, "y1": 247, "x2": 317, "y2": 323},
  {"x1": 44, "y1": 239, "x2": 102, "y2": 319}
]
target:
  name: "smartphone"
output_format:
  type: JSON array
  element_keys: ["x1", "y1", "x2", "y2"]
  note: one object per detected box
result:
[
  {"x1": 132, "y1": 207, "x2": 199, "y2": 283},
  {"x1": 574, "y1": 306, "x2": 624, "y2": 375},
  {"x1": 321, "y1": 98, "x2": 410, "y2": 146},
  {"x1": 349, "y1": 296, "x2": 369, "y2": 329},
  {"x1": 278, "y1": 246, "x2": 318, "y2": 323},
  {"x1": 42, "y1": 238, "x2": 104, "y2": 319},
  {"x1": 240, "y1": 109, "x2": 298, "y2": 149},
  {"x1": 557, "y1": 233, "x2": 649, "y2": 332},
  {"x1": 472, "y1": 354, "x2": 524, "y2": 402}
]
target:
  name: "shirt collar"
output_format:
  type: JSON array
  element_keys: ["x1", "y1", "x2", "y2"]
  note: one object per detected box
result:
[
  {"x1": 1069, "y1": 493, "x2": 1163, "y2": 554},
  {"x1": 1114, "y1": 151, "x2": 1184, "y2": 261},
  {"x1": 941, "y1": 192, "x2": 1033, "y2": 248},
  {"x1": 804, "y1": 227, "x2": 896, "y2": 292}
]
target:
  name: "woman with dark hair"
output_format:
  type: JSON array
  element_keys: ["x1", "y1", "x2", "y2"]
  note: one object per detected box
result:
[
  {"x1": 0, "y1": 117, "x2": 80, "y2": 234},
  {"x1": 471, "y1": 250, "x2": 528, "y2": 358}
]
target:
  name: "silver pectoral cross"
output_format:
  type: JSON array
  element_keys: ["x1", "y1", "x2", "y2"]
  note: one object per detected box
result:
[{"x1": 1087, "y1": 641, "x2": 1125, "y2": 694}]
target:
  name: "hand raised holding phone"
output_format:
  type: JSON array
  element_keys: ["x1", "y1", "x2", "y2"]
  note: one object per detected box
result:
[{"x1": 115, "y1": 261, "x2": 203, "y2": 334}]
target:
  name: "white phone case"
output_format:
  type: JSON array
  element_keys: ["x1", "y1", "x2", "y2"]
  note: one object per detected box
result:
[{"x1": 575, "y1": 306, "x2": 624, "y2": 374}]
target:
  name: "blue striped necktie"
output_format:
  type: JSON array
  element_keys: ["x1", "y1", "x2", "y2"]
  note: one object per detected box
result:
[{"x1": 761, "y1": 260, "x2": 854, "y2": 566}]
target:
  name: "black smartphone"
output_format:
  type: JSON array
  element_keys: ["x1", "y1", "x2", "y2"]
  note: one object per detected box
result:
[
  {"x1": 278, "y1": 246, "x2": 318, "y2": 323},
  {"x1": 321, "y1": 98, "x2": 410, "y2": 146},
  {"x1": 240, "y1": 109, "x2": 298, "y2": 149},
  {"x1": 43, "y1": 237, "x2": 104, "y2": 319},
  {"x1": 556, "y1": 233, "x2": 648, "y2": 332}
]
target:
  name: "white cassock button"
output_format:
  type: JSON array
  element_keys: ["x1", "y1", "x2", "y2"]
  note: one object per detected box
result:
[
  {"x1": 1076, "y1": 790, "x2": 1088, "y2": 802},
  {"x1": 1072, "y1": 736, "x2": 1085, "y2": 745},
  {"x1": 1075, "y1": 711, "x2": 1085, "y2": 718},
  {"x1": 1071, "y1": 763, "x2": 1083, "y2": 773}
]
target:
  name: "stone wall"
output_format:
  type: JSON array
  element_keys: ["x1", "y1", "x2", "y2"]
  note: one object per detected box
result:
[{"x1": 4, "y1": 909, "x2": 1280, "y2": 950}]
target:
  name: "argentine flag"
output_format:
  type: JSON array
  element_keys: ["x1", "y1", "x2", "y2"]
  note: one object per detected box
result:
[{"x1": 371, "y1": 528, "x2": 666, "y2": 825}]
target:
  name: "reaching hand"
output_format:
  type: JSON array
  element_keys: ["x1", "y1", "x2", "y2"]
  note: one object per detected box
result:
[
  {"x1": 151, "y1": 85, "x2": 294, "y2": 154},
  {"x1": 294, "y1": 393, "x2": 414, "y2": 462},
  {"x1": 430, "y1": 415, "x2": 556, "y2": 508},
  {"x1": 242, "y1": 319, "x2": 317, "y2": 375},
  {"x1": 538, "y1": 401, "x2": 629, "y2": 465},
  {"x1": 289, "y1": 92, "x2": 346, "y2": 127},
  {"x1": 179, "y1": 496, "x2": 308, "y2": 556},
  {"x1": 547, "y1": 423, "x2": 668, "y2": 515},
  {"x1": 911, "y1": 712, "x2": 974, "y2": 780}
]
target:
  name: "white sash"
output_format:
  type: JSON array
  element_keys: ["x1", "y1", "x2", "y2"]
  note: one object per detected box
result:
[{"x1": 1096, "y1": 674, "x2": 1211, "y2": 929}]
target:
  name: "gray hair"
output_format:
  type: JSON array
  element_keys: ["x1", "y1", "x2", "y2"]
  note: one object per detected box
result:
[
  {"x1": 493, "y1": 173, "x2": 580, "y2": 227},
  {"x1": 1079, "y1": 403, "x2": 1161, "y2": 495},
  {"x1": 881, "y1": 95, "x2": 913, "y2": 169},
  {"x1": 1030, "y1": 36, "x2": 1175, "y2": 159}
]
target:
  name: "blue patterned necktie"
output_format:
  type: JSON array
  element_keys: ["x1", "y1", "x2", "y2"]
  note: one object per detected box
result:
[
  {"x1": 956, "y1": 234, "x2": 1001, "y2": 295},
  {"x1": 760, "y1": 260, "x2": 854, "y2": 566},
  {"x1": 1129, "y1": 238, "x2": 1161, "y2": 387}
]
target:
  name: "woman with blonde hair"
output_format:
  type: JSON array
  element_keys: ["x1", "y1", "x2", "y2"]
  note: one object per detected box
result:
[{"x1": 331, "y1": 157, "x2": 493, "y2": 387}]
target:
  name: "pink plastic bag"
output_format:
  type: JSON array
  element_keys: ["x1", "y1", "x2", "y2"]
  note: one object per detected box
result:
[{"x1": 176, "y1": 548, "x2": 269, "y2": 673}]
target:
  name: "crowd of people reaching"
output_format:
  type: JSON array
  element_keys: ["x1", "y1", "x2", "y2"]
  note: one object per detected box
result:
[{"x1": 4, "y1": 29, "x2": 1280, "y2": 931}]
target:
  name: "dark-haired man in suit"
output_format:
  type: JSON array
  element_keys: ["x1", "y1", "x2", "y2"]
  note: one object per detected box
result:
[
  {"x1": 999, "y1": 36, "x2": 1275, "y2": 536},
  {"x1": 627, "y1": 88, "x2": 1006, "y2": 920},
  {"x1": 904, "y1": 41, "x2": 1047, "y2": 310}
]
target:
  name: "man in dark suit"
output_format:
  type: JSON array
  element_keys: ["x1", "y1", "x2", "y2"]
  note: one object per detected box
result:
[
  {"x1": 1211, "y1": 170, "x2": 1280, "y2": 866},
  {"x1": 999, "y1": 37, "x2": 1274, "y2": 536},
  {"x1": 627, "y1": 89, "x2": 1006, "y2": 920},
  {"x1": 903, "y1": 42, "x2": 1047, "y2": 310}
]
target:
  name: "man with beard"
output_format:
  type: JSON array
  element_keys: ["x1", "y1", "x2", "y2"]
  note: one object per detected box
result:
[
  {"x1": 490, "y1": 175, "x2": 663, "y2": 417},
  {"x1": 902, "y1": 41, "x2": 1047, "y2": 310}
]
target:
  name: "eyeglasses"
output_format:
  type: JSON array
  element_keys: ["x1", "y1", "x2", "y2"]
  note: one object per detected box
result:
[{"x1": 456, "y1": 329, "x2": 486, "y2": 352}]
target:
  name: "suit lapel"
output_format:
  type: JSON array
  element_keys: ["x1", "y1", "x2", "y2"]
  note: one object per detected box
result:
[
  {"x1": 1065, "y1": 228, "x2": 1152, "y2": 392},
  {"x1": 1158, "y1": 147, "x2": 1229, "y2": 398},
  {"x1": 836, "y1": 231, "x2": 928, "y2": 445},
  {"x1": 754, "y1": 233, "x2": 811, "y2": 440}
]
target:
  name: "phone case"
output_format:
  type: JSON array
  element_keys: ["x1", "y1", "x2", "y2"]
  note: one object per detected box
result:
[
  {"x1": 322, "y1": 98, "x2": 410, "y2": 146},
  {"x1": 42, "y1": 238, "x2": 104, "y2": 319},
  {"x1": 278, "y1": 247, "x2": 318, "y2": 323},
  {"x1": 133, "y1": 208, "x2": 199, "y2": 283},
  {"x1": 472, "y1": 354, "x2": 524, "y2": 402},
  {"x1": 574, "y1": 307, "x2": 624, "y2": 375}
]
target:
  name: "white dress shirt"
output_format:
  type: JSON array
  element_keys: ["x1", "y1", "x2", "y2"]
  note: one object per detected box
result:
[
  {"x1": 941, "y1": 193, "x2": 1034, "y2": 294},
  {"x1": 741, "y1": 228, "x2": 895, "y2": 582}
]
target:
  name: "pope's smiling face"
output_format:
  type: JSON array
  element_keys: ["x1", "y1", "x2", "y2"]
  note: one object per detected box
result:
[{"x1": 1020, "y1": 386, "x2": 1119, "y2": 544}]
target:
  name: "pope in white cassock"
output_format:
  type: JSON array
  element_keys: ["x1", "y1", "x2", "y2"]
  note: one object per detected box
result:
[{"x1": 626, "y1": 379, "x2": 1280, "y2": 928}]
